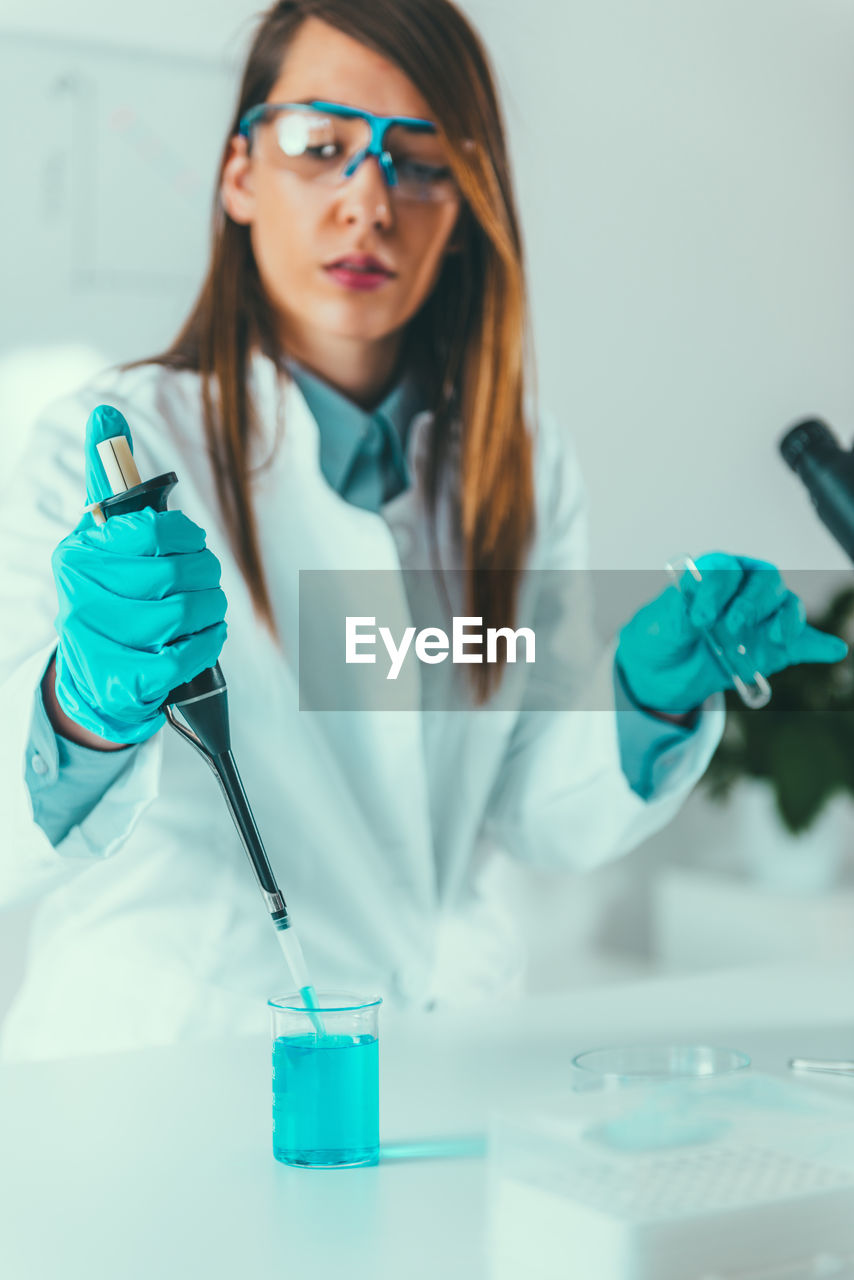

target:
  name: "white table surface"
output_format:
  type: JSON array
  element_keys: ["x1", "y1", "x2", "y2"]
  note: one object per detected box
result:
[{"x1": 2, "y1": 963, "x2": 853, "y2": 1280}]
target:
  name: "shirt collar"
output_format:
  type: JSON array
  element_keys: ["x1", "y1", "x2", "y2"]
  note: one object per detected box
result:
[{"x1": 282, "y1": 356, "x2": 426, "y2": 495}]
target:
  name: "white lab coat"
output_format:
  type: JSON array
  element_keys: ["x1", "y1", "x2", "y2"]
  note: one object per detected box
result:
[{"x1": 0, "y1": 352, "x2": 723, "y2": 1060}]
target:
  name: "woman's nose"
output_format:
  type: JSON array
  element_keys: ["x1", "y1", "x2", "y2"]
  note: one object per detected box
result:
[{"x1": 334, "y1": 155, "x2": 395, "y2": 230}]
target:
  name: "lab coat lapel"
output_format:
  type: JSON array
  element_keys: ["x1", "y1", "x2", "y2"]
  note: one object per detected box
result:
[{"x1": 248, "y1": 353, "x2": 438, "y2": 911}]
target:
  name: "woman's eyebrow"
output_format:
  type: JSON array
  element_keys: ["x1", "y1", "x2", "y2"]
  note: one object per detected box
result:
[{"x1": 263, "y1": 95, "x2": 322, "y2": 106}]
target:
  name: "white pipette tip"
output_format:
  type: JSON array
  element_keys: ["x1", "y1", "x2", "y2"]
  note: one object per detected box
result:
[{"x1": 275, "y1": 927, "x2": 326, "y2": 1036}]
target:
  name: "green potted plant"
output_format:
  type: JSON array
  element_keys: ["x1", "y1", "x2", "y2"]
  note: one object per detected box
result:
[{"x1": 702, "y1": 586, "x2": 854, "y2": 888}]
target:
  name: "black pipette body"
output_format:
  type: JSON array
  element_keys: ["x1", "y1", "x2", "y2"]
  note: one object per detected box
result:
[{"x1": 98, "y1": 474, "x2": 291, "y2": 932}]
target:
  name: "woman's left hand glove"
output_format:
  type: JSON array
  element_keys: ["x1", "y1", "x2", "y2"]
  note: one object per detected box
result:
[{"x1": 616, "y1": 551, "x2": 848, "y2": 716}]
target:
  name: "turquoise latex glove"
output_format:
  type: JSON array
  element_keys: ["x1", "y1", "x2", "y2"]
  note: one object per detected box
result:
[
  {"x1": 616, "y1": 551, "x2": 848, "y2": 716},
  {"x1": 51, "y1": 404, "x2": 228, "y2": 744}
]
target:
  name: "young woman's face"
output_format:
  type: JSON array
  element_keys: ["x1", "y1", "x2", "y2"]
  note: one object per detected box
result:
[{"x1": 222, "y1": 17, "x2": 463, "y2": 355}]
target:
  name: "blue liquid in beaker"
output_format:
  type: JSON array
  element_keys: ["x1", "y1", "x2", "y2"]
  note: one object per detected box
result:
[{"x1": 272, "y1": 1033, "x2": 379, "y2": 1168}]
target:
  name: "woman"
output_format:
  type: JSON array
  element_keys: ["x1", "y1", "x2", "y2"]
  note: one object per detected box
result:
[{"x1": 0, "y1": 0, "x2": 842, "y2": 1060}]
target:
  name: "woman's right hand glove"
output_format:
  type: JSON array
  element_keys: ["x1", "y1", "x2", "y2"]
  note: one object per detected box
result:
[{"x1": 50, "y1": 404, "x2": 228, "y2": 744}]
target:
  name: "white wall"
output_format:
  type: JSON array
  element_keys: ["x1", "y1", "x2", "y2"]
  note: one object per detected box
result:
[
  {"x1": 466, "y1": 0, "x2": 854, "y2": 574},
  {"x1": 0, "y1": 1, "x2": 253, "y2": 58},
  {"x1": 1, "y1": 1, "x2": 853, "y2": 1011}
]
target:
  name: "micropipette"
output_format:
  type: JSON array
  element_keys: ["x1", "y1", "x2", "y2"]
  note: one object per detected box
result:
[
  {"x1": 666, "y1": 554, "x2": 772, "y2": 710},
  {"x1": 89, "y1": 433, "x2": 324, "y2": 1032}
]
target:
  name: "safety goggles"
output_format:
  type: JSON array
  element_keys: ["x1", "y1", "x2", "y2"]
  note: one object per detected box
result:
[{"x1": 238, "y1": 99, "x2": 460, "y2": 203}]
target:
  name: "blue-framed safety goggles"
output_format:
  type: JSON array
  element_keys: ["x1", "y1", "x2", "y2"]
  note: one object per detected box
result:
[{"x1": 238, "y1": 99, "x2": 459, "y2": 203}]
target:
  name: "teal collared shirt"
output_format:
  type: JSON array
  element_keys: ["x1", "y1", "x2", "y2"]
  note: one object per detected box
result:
[
  {"x1": 26, "y1": 360, "x2": 697, "y2": 845},
  {"x1": 283, "y1": 357, "x2": 424, "y2": 511}
]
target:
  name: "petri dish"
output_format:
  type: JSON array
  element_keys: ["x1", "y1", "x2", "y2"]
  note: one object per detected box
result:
[{"x1": 571, "y1": 1045, "x2": 751, "y2": 1090}]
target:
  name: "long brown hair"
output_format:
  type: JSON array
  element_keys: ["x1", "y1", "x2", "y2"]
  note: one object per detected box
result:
[{"x1": 153, "y1": 0, "x2": 535, "y2": 701}]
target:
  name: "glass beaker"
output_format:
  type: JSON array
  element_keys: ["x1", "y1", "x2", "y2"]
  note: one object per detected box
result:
[
  {"x1": 268, "y1": 990, "x2": 382, "y2": 1168},
  {"x1": 570, "y1": 1044, "x2": 751, "y2": 1091}
]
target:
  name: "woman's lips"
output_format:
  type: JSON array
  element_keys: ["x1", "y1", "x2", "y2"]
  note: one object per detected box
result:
[{"x1": 323, "y1": 264, "x2": 394, "y2": 291}]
